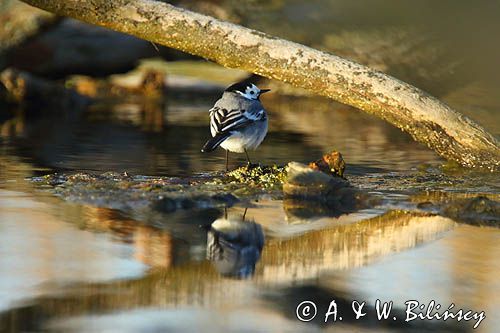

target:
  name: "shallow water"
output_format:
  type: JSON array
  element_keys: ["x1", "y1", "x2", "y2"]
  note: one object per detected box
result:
[{"x1": 1, "y1": 88, "x2": 499, "y2": 332}]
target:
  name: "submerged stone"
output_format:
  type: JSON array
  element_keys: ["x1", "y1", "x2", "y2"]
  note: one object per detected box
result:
[
  {"x1": 411, "y1": 192, "x2": 500, "y2": 227},
  {"x1": 36, "y1": 172, "x2": 244, "y2": 214},
  {"x1": 32, "y1": 169, "x2": 287, "y2": 217},
  {"x1": 441, "y1": 196, "x2": 500, "y2": 227}
]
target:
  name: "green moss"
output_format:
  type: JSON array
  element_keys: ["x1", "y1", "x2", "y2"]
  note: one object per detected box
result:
[
  {"x1": 32, "y1": 167, "x2": 289, "y2": 215},
  {"x1": 226, "y1": 164, "x2": 287, "y2": 186}
]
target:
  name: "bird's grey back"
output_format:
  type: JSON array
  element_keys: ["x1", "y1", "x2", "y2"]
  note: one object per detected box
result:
[
  {"x1": 215, "y1": 92, "x2": 265, "y2": 115},
  {"x1": 208, "y1": 91, "x2": 267, "y2": 138}
]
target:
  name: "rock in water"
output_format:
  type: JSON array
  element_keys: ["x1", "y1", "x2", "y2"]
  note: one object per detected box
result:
[
  {"x1": 283, "y1": 161, "x2": 373, "y2": 218},
  {"x1": 308, "y1": 151, "x2": 346, "y2": 178},
  {"x1": 441, "y1": 196, "x2": 500, "y2": 227}
]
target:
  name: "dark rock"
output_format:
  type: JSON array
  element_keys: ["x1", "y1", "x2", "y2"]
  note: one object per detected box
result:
[
  {"x1": 416, "y1": 201, "x2": 436, "y2": 210},
  {"x1": 152, "y1": 197, "x2": 178, "y2": 213},
  {"x1": 441, "y1": 196, "x2": 500, "y2": 227},
  {"x1": 0, "y1": 81, "x2": 8, "y2": 108}
]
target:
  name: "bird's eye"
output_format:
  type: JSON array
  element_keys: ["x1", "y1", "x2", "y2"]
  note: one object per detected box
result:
[{"x1": 250, "y1": 91, "x2": 255, "y2": 94}]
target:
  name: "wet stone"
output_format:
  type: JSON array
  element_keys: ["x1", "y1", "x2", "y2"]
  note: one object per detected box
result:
[
  {"x1": 32, "y1": 170, "x2": 285, "y2": 215},
  {"x1": 283, "y1": 162, "x2": 374, "y2": 216},
  {"x1": 31, "y1": 151, "x2": 374, "y2": 219},
  {"x1": 308, "y1": 151, "x2": 346, "y2": 178},
  {"x1": 441, "y1": 196, "x2": 500, "y2": 227}
]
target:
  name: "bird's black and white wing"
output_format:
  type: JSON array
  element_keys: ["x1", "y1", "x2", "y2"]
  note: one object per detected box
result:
[{"x1": 209, "y1": 106, "x2": 265, "y2": 136}]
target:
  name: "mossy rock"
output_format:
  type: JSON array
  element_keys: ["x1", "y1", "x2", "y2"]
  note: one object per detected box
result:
[{"x1": 226, "y1": 164, "x2": 287, "y2": 186}]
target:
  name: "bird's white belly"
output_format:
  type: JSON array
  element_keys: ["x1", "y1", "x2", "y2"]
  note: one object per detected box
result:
[{"x1": 220, "y1": 120, "x2": 268, "y2": 153}]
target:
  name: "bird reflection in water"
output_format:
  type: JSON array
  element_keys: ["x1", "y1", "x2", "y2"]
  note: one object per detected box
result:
[{"x1": 206, "y1": 208, "x2": 265, "y2": 278}]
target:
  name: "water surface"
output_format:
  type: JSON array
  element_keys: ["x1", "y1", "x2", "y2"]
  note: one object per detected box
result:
[{"x1": 1, "y1": 89, "x2": 498, "y2": 332}]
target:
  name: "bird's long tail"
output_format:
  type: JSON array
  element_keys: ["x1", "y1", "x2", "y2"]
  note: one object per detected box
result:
[{"x1": 201, "y1": 132, "x2": 232, "y2": 152}]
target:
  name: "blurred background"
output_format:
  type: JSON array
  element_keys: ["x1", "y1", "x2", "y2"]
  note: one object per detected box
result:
[{"x1": 1, "y1": 1, "x2": 499, "y2": 332}]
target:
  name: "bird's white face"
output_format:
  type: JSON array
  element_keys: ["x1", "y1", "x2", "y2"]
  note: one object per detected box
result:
[{"x1": 236, "y1": 84, "x2": 261, "y2": 100}]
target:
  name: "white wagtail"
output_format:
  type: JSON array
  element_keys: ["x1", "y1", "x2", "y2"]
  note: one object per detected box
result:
[
  {"x1": 206, "y1": 209, "x2": 265, "y2": 278},
  {"x1": 201, "y1": 81, "x2": 270, "y2": 170}
]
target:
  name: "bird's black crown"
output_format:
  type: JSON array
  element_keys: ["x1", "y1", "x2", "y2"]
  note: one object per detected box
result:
[{"x1": 225, "y1": 80, "x2": 255, "y2": 93}]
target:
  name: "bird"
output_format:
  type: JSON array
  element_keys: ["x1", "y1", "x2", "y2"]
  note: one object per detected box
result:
[
  {"x1": 206, "y1": 209, "x2": 265, "y2": 278},
  {"x1": 201, "y1": 81, "x2": 270, "y2": 171}
]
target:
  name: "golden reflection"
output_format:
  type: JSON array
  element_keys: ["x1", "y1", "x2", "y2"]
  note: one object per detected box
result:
[
  {"x1": 5, "y1": 201, "x2": 499, "y2": 332},
  {"x1": 134, "y1": 225, "x2": 173, "y2": 268},
  {"x1": 0, "y1": 189, "x2": 146, "y2": 314},
  {"x1": 266, "y1": 95, "x2": 440, "y2": 168},
  {"x1": 87, "y1": 99, "x2": 165, "y2": 132},
  {"x1": 141, "y1": 101, "x2": 165, "y2": 132},
  {"x1": 0, "y1": 154, "x2": 42, "y2": 192},
  {"x1": 0, "y1": 114, "x2": 25, "y2": 138},
  {"x1": 0, "y1": 210, "x2": 457, "y2": 321},
  {"x1": 81, "y1": 206, "x2": 174, "y2": 268},
  {"x1": 258, "y1": 211, "x2": 455, "y2": 284},
  {"x1": 448, "y1": 225, "x2": 500, "y2": 321}
]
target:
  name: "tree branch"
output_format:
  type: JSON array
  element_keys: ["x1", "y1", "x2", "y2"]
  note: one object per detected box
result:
[{"x1": 19, "y1": 0, "x2": 500, "y2": 170}]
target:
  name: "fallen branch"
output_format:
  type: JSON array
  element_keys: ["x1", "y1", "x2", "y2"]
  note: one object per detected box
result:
[{"x1": 19, "y1": 0, "x2": 500, "y2": 170}]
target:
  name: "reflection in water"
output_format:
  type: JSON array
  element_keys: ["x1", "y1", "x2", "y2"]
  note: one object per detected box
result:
[
  {"x1": 207, "y1": 209, "x2": 265, "y2": 278},
  {"x1": 81, "y1": 206, "x2": 178, "y2": 268},
  {"x1": 0, "y1": 88, "x2": 444, "y2": 177},
  {"x1": 259, "y1": 211, "x2": 456, "y2": 284},
  {"x1": 0, "y1": 190, "x2": 148, "y2": 313},
  {"x1": 1, "y1": 87, "x2": 498, "y2": 333},
  {"x1": 1, "y1": 209, "x2": 468, "y2": 333}
]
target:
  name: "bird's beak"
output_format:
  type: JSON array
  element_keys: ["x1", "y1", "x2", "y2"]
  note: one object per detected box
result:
[{"x1": 259, "y1": 89, "x2": 271, "y2": 95}]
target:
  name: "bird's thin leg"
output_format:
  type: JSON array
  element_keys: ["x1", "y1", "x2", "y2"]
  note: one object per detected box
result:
[
  {"x1": 225, "y1": 150, "x2": 229, "y2": 171},
  {"x1": 244, "y1": 149, "x2": 251, "y2": 164},
  {"x1": 242, "y1": 207, "x2": 248, "y2": 222},
  {"x1": 224, "y1": 207, "x2": 227, "y2": 219}
]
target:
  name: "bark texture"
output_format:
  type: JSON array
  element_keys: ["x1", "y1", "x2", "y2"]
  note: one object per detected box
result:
[{"x1": 19, "y1": 0, "x2": 500, "y2": 170}]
